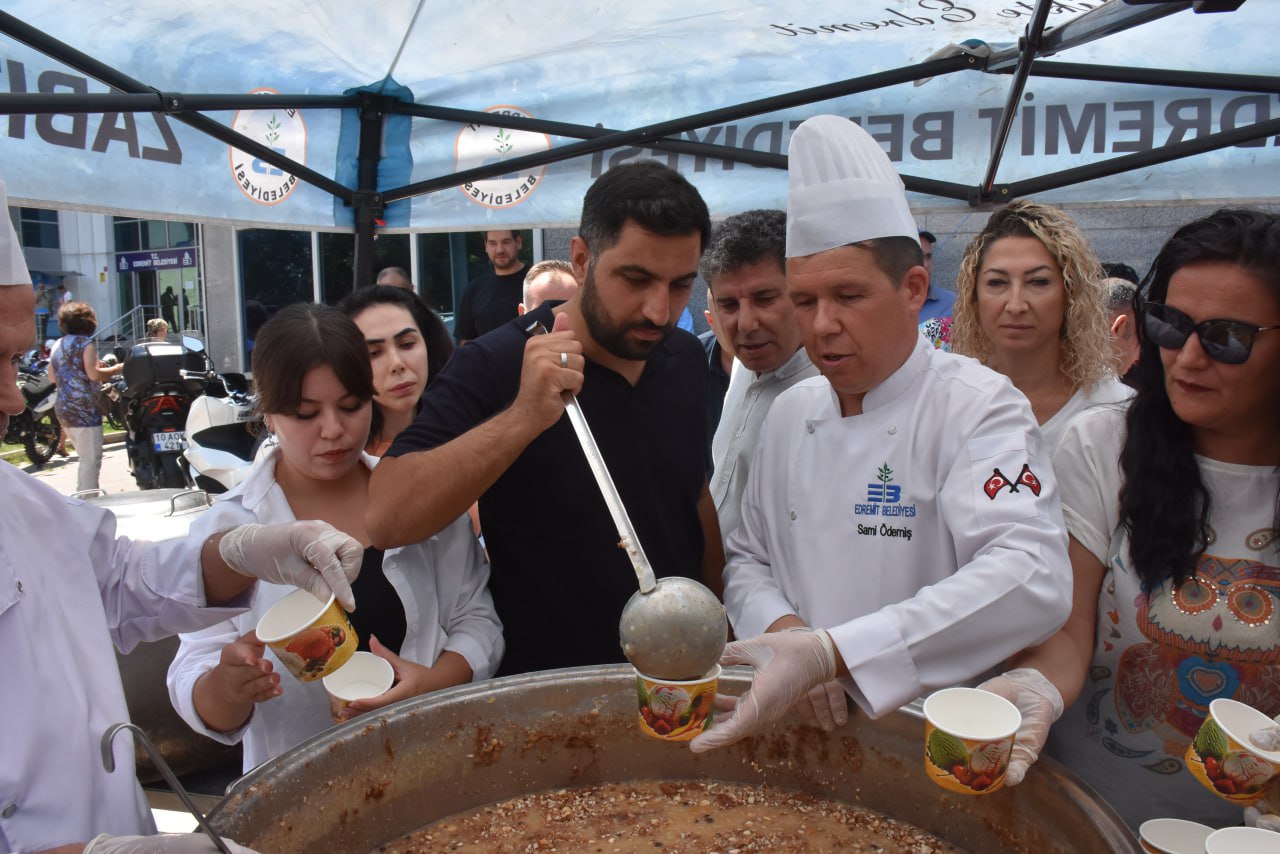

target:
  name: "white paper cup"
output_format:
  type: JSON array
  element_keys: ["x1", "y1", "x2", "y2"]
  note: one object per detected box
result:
[
  {"x1": 255, "y1": 589, "x2": 357, "y2": 682},
  {"x1": 1204, "y1": 826, "x2": 1280, "y2": 854},
  {"x1": 322, "y1": 651, "x2": 395, "y2": 722},
  {"x1": 923, "y1": 687, "x2": 1022, "y2": 795},
  {"x1": 1137, "y1": 818, "x2": 1214, "y2": 854}
]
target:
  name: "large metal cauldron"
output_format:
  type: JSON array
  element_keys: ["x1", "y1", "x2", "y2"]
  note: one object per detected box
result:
[{"x1": 208, "y1": 666, "x2": 1139, "y2": 853}]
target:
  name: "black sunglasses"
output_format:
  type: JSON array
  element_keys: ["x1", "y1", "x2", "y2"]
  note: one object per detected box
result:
[{"x1": 1141, "y1": 300, "x2": 1280, "y2": 365}]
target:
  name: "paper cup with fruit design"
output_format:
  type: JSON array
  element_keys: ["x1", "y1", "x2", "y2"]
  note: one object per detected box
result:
[
  {"x1": 256, "y1": 589, "x2": 358, "y2": 682},
  {"x1": 635, "y1": 665, "x2": 719, "y2": 742},
  {"x1": 1185, "y1": 698, "x2": 1280, "y2": 805},
  {"x1": 923, "y1": 687, "x2": 1021, "y2": 795}
]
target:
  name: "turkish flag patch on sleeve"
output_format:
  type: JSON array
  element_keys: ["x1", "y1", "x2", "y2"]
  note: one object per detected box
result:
[
  {"x1": 983, "y1": 467, "x2": 1010, "y2": 500},
  {"x1": 1016, "y1": 463, "x2": 1042, "y2": 496}
]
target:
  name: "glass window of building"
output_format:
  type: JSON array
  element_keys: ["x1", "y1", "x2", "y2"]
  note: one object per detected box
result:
[
  {"x1": 18, "y1": 208, "x2": 59, "y2": 248},
  {"x1": 318, "y1": 232, "x2": 410, "y2": 305},
  {"x1": 238, "y1": 229, "x2": 314, "y2": 360},
  {"x1": 114, "y1": 217, "x2": 142, "y2": 252},
  {"x1": 416, "y1": 233, "x2": 455, "y2": 315}
]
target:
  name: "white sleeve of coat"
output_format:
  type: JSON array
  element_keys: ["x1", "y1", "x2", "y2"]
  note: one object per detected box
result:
[
  {"x1": 164, "y1": 500, "x2": 262, "y2": 744},
  {"x1": 1054, "y1": 406, "x2": 1126, "y2": 565},
  {"x1": 94, "y1": 489, "x2": 254, "y2": 654},
  {"x1": 435, "y1": 515, "x2": 504, "y2": 681},
  {"x1": 829, "y1": 387, "x2": 1073, "y2": 717},
  {"x1": 722, "y1": 411, "x2": 798, "y2": 640}
]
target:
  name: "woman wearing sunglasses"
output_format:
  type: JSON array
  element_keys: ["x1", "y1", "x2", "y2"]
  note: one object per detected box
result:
[
  {"x1": 950, "y1": 199, "x2": 1132, "y2": 449},
  {"x1": 979, "y1": 208, "x2": 1280, "y2": 830}
]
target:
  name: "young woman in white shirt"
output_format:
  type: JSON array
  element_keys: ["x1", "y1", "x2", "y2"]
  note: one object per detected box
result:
[
  {"x1": 949, "y1": 200, "x2": 1131, "y2": 449},
  {"x1": 167, "y1": 303, "x2": 501, "y2": 771}
]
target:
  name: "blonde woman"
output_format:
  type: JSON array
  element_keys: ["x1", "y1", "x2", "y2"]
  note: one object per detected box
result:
[{"x1": 950, "y1": 200, "x2": 1131, "y2": 448}]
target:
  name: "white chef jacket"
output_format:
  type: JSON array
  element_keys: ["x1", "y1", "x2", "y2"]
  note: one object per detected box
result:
[
  {"x1": 0, "y1": 465, "x2": 246, "y2": 853},
  {"x1": 167, "y1": 448, "x2": 502, "y2": 771},
  {"x1": 710, "y1": 347, "x2": 819, "y2": 546},
  {"x1": 723, "y1": 337, "x2": 1071, "y2": 717}
]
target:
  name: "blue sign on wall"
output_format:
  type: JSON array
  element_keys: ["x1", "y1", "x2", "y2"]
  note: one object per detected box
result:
[{"x1": 117, "y1": 248, "x2": 199, "y2": 273}]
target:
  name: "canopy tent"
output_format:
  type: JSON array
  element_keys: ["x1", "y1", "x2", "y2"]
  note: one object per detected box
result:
[{"x1": 1, "y1": 0, "x2": 1276, "y2": 285}]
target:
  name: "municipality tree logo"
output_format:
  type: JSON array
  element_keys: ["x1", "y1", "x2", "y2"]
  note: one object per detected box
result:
[
  {"x1": 494, "y1": 128, "x2": 513, "y2": 156},
  {"x1": 867, "y1": 463, "x2": 901, "y2": 503},
  {"x1": 456, "y1": 105, "x2": 550, "y2": 210},
  {"x1": 228, "y1": 88, "x2": 307, "y2": 207}
]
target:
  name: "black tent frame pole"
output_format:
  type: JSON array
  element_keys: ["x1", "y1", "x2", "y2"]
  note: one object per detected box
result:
[
  {"x1": 382, "y1": 54, "x2": 977, "y2": 204},
  {"x1": 1021, "y1": 61, "x2": 1280, "y2": 95},
  {"x1": 981, "y1": 0, "x2": 1055, "y2": 196},
  {"x1": 983, "y1": 2, "x2": 1188, "y2": 72},
  {"x1": 352, "y1": 93, "x2": 389, "y2": 294},
  {"x1": 1006, "y1": 115, "x2": 1280, "y2": 198},
  {"x1": 0, "y1": 93, "x2": 359, "y2": 113}
]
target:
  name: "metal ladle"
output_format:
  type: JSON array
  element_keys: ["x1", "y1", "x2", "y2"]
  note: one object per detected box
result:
[
  {"x1": 527, "y1": 321, "x2": 726, "y2": 680},
  {"x1": 101, "y1": 722, "x2": 232, "y2": 853}
]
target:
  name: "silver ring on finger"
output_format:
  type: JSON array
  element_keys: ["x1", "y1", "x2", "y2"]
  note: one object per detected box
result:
[{"x1": 560, "y1": 351, "x2": 568, "y2": 369}]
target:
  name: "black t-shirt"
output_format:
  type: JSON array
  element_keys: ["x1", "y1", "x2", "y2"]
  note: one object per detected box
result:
[
  {"x1": 387, "y1": 302, "x2": 709, "y2": 675},
  {"x1": 698, "y1": 330, "x2": 731, "y2": 477},
  {"x1": 347, "y1": 546, "x2": 407, "y2": 655},
  {"x1": 453, "y1": 265, "x2": 527, "y2": 341}
]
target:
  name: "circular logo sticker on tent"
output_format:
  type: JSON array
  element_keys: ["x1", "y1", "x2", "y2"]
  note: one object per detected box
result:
[
  {"x1": 455, "y1": 106, "x2": 550, "y2": 209},
  {"x1": 229, "y1": 88, "x2": 307, "y2": 206}
]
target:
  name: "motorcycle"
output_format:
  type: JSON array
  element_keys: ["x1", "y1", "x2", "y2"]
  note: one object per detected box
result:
[
  {"x1": 180, "y1": 368, "x2": 265, "y2": 493},
  {"x1": 94, "y1": 354, "x2": 128, "y2": 431},
  {"x1": 4, "y1": 361, "x2": 61, "y2": 465},
  {"x1": 119, "y1": 336, "x2": 210, "y2": 490}
]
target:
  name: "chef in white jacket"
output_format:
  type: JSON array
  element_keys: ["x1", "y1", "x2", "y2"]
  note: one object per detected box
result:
[
  {"x1": 0, "y1": 176, "x2": 361, "y2": 854},
  {"x1": 691, "y1": 116, "x2": 1072, "y2": 752}
]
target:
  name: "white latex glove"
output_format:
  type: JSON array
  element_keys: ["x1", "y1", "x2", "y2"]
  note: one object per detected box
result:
[
  {"x1": 1245, "y1": 720, "x2": 1280, "y2": 833},
  {"x1": 798, "y1": 679, "x2": 849, "y2": 732},
  {"x1": 84, "y1": 833, "x2": 259, "y2": 853},
  {"x1": 976, "y1": 667, "x2": 1064, "y2": 786},
  {"x1": 218, "y1": 521, "x2": 362, "y2": 612},
  {"x1": 1251, "y1": 722, "x2": 1280, "y2": 752},
  {"x1": 774, "y1": 629, "x2": 850, "y2": 732},
  {"x1": 1244, "y1": 806, "x2": 1280, "y2": 834},
  {"x1": 689, "y1": 628, "x2": 838, "y2": 753}
]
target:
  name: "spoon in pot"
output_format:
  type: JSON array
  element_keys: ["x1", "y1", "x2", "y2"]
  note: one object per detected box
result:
[
  {"x1": 102, "y1": 722, "x2": 233, "y2": 854},
  {"x1": 526, "y1": 321, "x2": 726, "y2": 680}
]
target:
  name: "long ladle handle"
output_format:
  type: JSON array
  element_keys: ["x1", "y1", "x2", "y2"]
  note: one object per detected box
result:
[
  {"x1": 101, "y1": 722, "x2": 233, "y2": 854},
  {"x1": 526, "y1": 321, "x2": 656, "y2": 593}
]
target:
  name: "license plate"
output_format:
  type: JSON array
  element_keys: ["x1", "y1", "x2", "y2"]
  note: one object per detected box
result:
[{"x1": 152, "y1": 430, "x2": 186, "y2": 451}]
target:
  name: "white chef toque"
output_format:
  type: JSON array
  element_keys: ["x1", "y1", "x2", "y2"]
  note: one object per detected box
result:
[
  {"x1": 786, "y1": 114, "x2": 920, "y2": 259},
  {"x1": 0, "y1": 176, "x2": 32, "y2": 286}
]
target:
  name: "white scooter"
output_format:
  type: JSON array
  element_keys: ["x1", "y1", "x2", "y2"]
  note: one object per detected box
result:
[{"x1": 180, "y1": 370, "x2": 267, "y2": 493}]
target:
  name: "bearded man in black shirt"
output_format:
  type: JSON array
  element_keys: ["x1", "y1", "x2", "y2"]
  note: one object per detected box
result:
[
  {"x1": 368, "y1": 161, "x2": 724, "y2": 675},
  {"x1": 453, "y1": 230, "x2": 529, "y2": 343}
]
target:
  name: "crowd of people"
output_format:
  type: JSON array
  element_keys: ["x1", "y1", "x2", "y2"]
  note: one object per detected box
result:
[{"x1": 4, "y1": 109, "x2": 1280, "y2": 852}]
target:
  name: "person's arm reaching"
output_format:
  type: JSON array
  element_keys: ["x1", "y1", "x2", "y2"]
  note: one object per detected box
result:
[
  {"x1": 82, "y1": 341, "x2": 123, "y2": 382},
  {"x1": 367, "y1": 312, "x2": 583, "y2": 548}
]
